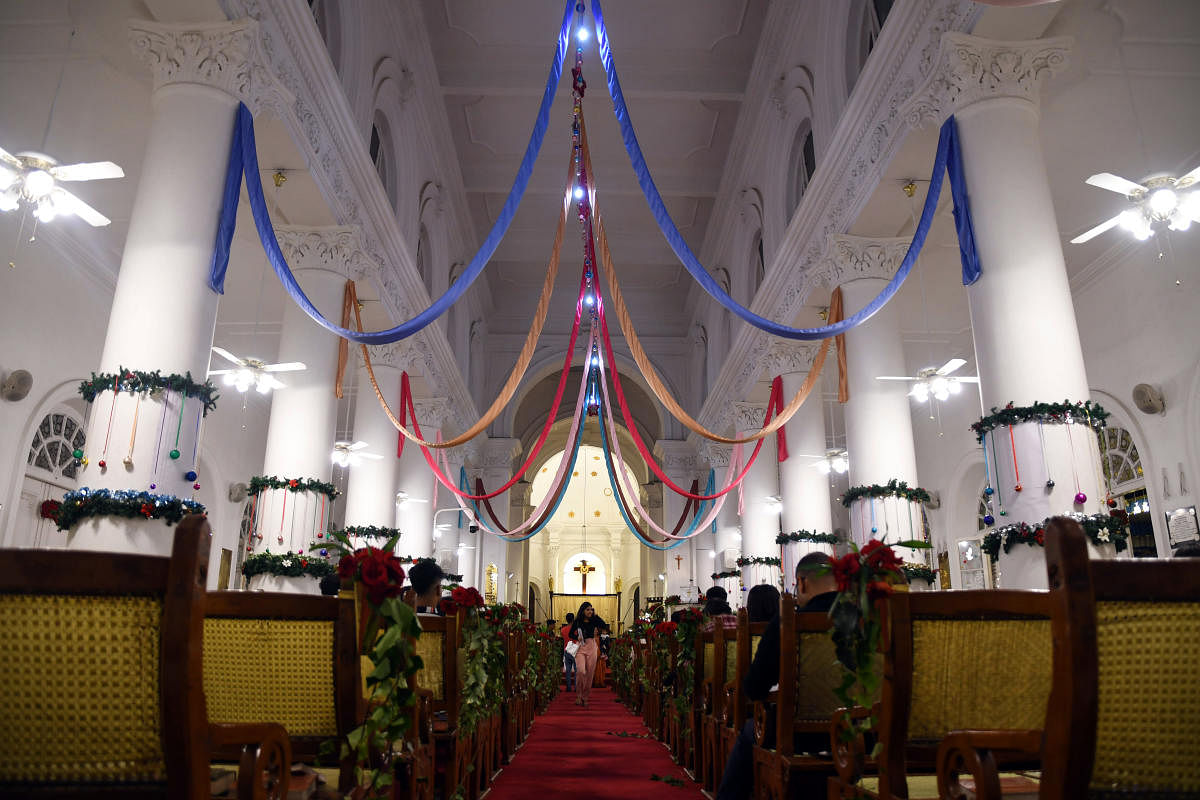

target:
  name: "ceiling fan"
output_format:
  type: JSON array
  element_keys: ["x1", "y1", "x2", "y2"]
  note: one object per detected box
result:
[
  {"x1": 877, "y1": 358, "x2": 979, "y2": 403},
  {"x1": 207, "y1": 346, "x2": 306, "y2": 394},
  {"x1": 395, "y1": 490, "x2": 429, "y2": 507},
  {"x1": 0, "y1": 147, "x2": 123, "y2": 226},
  {"x1": 1070, "y1": 168, "x2": 1200, "y2": 243},
  {"x1": 330, "y1": 440, "x2": 383, "y2": 468}
]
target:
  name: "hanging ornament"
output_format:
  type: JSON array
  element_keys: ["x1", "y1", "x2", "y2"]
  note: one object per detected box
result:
[
  {"x1": 80, "y1": 457, "x2": 88, "y2": 467},
  {"x1": 277, "y1": 535, "x2": 284, "y2": 545},
  {"x1": 1065, "y1": 420, "x2": 1084, "y2": 507},
  {"x1": 983, "y1": 514, "x2": 995, "y2": 526},
  {"x1": 122, "y1": 455, "x2": 133, "y2": 468},
  {"x1": 72, "y1": 448, "x2": 83, "y2": 460},
  {"x1": 984, "y1": 486, "x2": 994, "y2": 496},
  {"x1": 1074, "y1": 492, "x2": 1087, "y2": 505},
  {"x1": 169, "y1": 449, "x2": 180, "y2": 460},
  {"x1": 1037, "y1": 422, "x2": 1054, "y2": 492},
  {"x1": 98, "y1": 459, "x2": 107, "y2": 469},
  {"x1": 1107, "y1": 498, "x2": 1117, "y2": 508},
  {"x1": 1008, "y1": 425, "x2": 1022, "y2": 492},
  {"x1": 149, "y1": 483, "x2": 156, "y2": 490},
  {"x1": 319, "y1": 548, "x2": 328, "y2": 557},
  {"x1": 184, "y1": 470, "x2": 197, "y2": 482},
  {"x1": 193, "y1": 482, "x2": 201, "y2": 490},
  {"x1": 124, "y1": 392, "x2": 142, "y2": 467}
]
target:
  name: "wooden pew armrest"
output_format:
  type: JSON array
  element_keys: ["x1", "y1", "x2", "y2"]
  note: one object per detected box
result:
[
  {"x1": 830, "y1": 706, "x2": 872, "y2": 785},
  {"x1": 209, "y1": 722, "x2": 292, "y2": 800},
  {"x1": 751, "y1": 691, "x2": 777, "y2": 747},
  {"x1": 937, "y1": 729, "x2": 1042, "y2": 800},
  {"x1": 413, "y1": 688, "x2": 435, "y2": 744}
]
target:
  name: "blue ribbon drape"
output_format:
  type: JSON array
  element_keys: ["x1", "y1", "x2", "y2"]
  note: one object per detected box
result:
[
  {"x1": 206, "y1": 0, "x2": 576, "y2": 345},
  {"x1": 591, "y1": 0, "x2": 981, "y2": 340}
]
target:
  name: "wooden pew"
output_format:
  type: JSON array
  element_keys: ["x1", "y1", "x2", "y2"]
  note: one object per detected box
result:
[
  {"x1": 0, "y1": 515, "x2": 290, "y2": 799},
  {"x1": 829, "y1": 590, "x2": 1052, "y2": 800},
  {"x1": 203, "y1": 591, "x2": 360, "y2": 794},
  {"x1": 751, "y1": 593, "x2": 841, "y2": 800},
  {"x1": 410, "y1": 612, "x2": 474, "y2": 800},
  {"x1": 719, "y1": 610, "x2": 769, "y2": 793},
  {"x1": 694, "y1": 624, "x2": 721, "y2": 792},
  {"x1": 939, "y1": 517, "x2": 1200, "y2": 799}
]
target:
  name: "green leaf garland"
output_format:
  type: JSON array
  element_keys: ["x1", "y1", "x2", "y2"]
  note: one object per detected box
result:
[
  {"x1": 710, "y1": 569, "x2": 740, "y2": 580},
  {"x1": 341, "y1": 525, "x2": 403, "y2": 540},
  {"x1": 735, "y1": 555, "x2": 782, "y2": 567},
  {"x1": 971, "y1": 400, "x2": 1109, "y2": 442},
  {"x1": 900, "y1": 563, "x2": 937, "y2": 583},
  {"x1": 241, "y1": 551, "x2": 334, "y2": 580},
  {"x1": 980, "y1": 513, "x2": 1128, "y2": 561},
  {"x1": 248, "y1": 475, "x2": 340, "y2": 501},
  {"x1": 841, "y1": 479, "x2": 932, "y2": 508},
  {"x1": 79, "y1": 368, "x2": 218, "y2": 415},
  {"x1": 775, "y1": 529, "x2": 840, "y2": 545},
  {"x1": 55, "y1": 488, "x2": 206, "y2": 531}
]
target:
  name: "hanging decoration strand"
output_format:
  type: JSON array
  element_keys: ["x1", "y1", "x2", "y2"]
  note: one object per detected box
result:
[
  {"x1": 102, "y1": 377, "x2": 118, "y2": 456},
  {"x1": 207, "y1": 0, "x2": 578, "y2": 346},
  {"x1": 1009, "y1": 425, "x2": 1022, "y2": 490},
  {"x1": 125, "y1": 393, "x2": 141, "y2": 462},
  {"x1": 590, "y1": 0, "x2": 980, "y2": 339}
]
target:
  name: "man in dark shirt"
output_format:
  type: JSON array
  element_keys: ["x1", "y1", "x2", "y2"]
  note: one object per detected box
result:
[{"x1": 716, "y1": 552, "x2": 839, "y2": 800}]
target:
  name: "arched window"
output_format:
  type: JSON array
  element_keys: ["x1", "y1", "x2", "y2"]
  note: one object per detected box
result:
[
  {"x1": 27, "y1": 410, "x2": 85, "y2": 483},
  {"x1": 846, "y1": 0, "x2": 895, "y2": 94},
  {"x1": 307, "y1": 0, "x2": 341, "y2": 73},
  {"x1": 369, "y1": 115, "x2": 397, "y2": 210},
  {"x1": 785, "y1": 121, "x2": 816, "y2": 222},
  {"x1": 1098, "y1": 426, "x2": 1144, "y2": 491}
]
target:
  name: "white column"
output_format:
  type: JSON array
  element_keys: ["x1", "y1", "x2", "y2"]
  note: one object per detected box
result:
[
  {"x1": 734, "y1": 403, "x2": 783, "y2": 591},
  {"x1": 656, "y1": 440, "x2": 700, "y2": 603},
  {"x1": 395, "y1": 398, "x2": 450, "y2": 559},
  {"x1": 343, "y1": 362, "x2": 403, "y2": 529},
  {"x1": 908, "y1": 33, "x2": 1097, "y2": 589},
  {"x1": 437, "y1": 447, "x2": 468, "y2": 580},
  {"x1": 822, "y1": 236, "x2": 926, "y2": 563},
  {"x1": 765, "y1": 342, "x2": 835, "y2": 592},
  {"x1": 703, "y1": 442, "x2": 743, "y2": 608},
  {"x1": 475, "y1": 438, "x2": 521, "y2": 598},
  {"x1": 72, "y1": 20, "x2": 289, "y2": 554}
]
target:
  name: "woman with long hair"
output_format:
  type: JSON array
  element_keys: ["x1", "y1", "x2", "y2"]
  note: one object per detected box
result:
[{"x1": 567, "y1": 601, "x2": 608, "y2": 707}]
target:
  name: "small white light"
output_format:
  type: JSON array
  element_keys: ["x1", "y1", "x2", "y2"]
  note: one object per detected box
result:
[
  {"x1": 709, "y1": 550, "x2": 717, "y2": 559},
  {"x1": 1134, "y1": 224, "x2": 1153, "y2": 241},
  {"x1": 814, "y1": 459, "x2": 832, "y2": 475},
  {"x1": 0, "y1": 187, "x2": 19, "y2": 211},
  {"x1": 832, "y1": 455, "x2": 849, "y2": 474},
  {"x1": 585, "y1": 293, "x2": 595, "y2": 307},
  {"x1": 573, "y1": 186, "x2": 584, "y2": 200},
  {"x1": 1179, "y1": 191, "x2": 1200, "y2": 218},
  {"x1": 1119, "y1": 208, "x2": 1142, "y2": 231},
  {"x1": 1169, "y1": 210, "x2": 1192, "y2": 232},
  {"x1": 254, "y1": 376, "x2": 271, "y2": 394},
  {"x1": 577, "y1": 26, "x2": 590, "y2": 42},
  {"x1": 910, "y1": 382, "x2": 929, "y2": 403},
  {"x1": 590, "y1": 355, "x2": 599, "y2": 367},
  {"x1": 24, "y1": 169, "x2": 54, "y2": 198},
  {"x1": 222, "y1": 373, "x2": 236, "y2": 387},
  {"x1": 657, "y1": 573, "x2": 665, "y2": 581},
  {"x1": 33, "y1": 195, "x2": 57, "y2": 223},
  {"x1": 1149, "y1": 188, "x2": 1178, "y2": 217},
  {"x1": 948, "y1": 378, "x2": 963, "y2": 395}
]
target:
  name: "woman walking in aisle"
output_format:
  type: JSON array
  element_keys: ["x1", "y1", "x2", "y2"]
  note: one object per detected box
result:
[{"x1": 568, "y1": 601, "x2": 608, "y2": 707}]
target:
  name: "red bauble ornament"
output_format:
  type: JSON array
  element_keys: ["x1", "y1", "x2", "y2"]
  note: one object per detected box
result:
[
  {"x1": 98, "y1": 460, "x2": 107, "y2": 469},
  {"x1": 1107, "y1": 498, "x2": 1118, "y2": 508},
  {"x1": 1014, "y1": 483, "x2": 1023, "y2": 493}
]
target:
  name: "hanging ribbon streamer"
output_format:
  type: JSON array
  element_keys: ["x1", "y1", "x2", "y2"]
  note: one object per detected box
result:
[
  {"x1": 590, "y1": 0, "x2": 979, "y2": 340},
  {"x1": 989, "y1": 431, "x2": 1006, "y2": 516},
  {"x1": 152, "y1": 390, "x2": 170, "y2": 478},
  {"x1": 125, "y1": 393, "x2": 142, "y2": 464},
  {"x1": 1008, "y1": 425, "x2": 1022, "y2": 492},
  {"x1": 829, "y1": 287, "x2": 850, "y2": 403},
  {"x1": 1038, "y1": 421, "x2": 1053, "y2": 489},
  {"x1": 335, "y1": 279, "x2": 355, "y2": 399},
  {"x1": 102, "y1": 377, "x2": 118, "y2": 458},
  {"x1": 207, "y1": 0, "x2": 576, "y2": 344}
]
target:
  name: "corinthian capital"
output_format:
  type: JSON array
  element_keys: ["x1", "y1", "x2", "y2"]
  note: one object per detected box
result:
[
  {"x1": 762, "y1": 341, "x2": 823, "y2": 376},
  {"x1": 365, "y1": 339, "x2": 425, "y2": 373},
  {"x1": 811, "y1": 235, "x2": 912, "y2": 288},
  {"x1": 274, "y1": 226, "x2": 378, "y2": 281},
  {"x1": 733, "y1": 402, "x2": 768, "y2": 433},
  {"x1": 129, "y1": 19, "x2": 293, "y2": 115},
  {"x1": 905, "y1": 32, "x2": 1072, "y2": 128},
  {"x1": 411, "y1": 398, "x2": 452, "y2": 431}
]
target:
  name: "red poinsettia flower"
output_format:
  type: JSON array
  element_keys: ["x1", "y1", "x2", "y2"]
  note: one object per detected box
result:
[
  {"x1": 1035, "y1": 527, "x2": 1045, "y2": 545},
  {"x1": 831, "y1": 552, "x2": 861, "y2": 591},
  {"x1": 451, "y1": 585, "x2": 485, "y2": 609},
  {"x1": 861, "y1": 539, "x2": 903, "y2": 573},
  {"x1": 337, "y1": 555, "x2": 357, "y2": 580},
  {"x1": 139, "y1": 503, "x2": 153, "y2": 518},
  {"x1": 38, "y1": 500, "x2": 61, "y2": 520},
  {"x1": 288, "y1": 479, "x2": 299, "y2": 489},
  {"x1": 439, "y1": 596, "x2": 459, "y2": 616}
]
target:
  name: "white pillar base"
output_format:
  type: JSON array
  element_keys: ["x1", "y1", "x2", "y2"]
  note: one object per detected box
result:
[
  {"x1": 248, "y1": 574, "x2": 320, "y2": 595},
  {"x1": 66, "y1": 516, "x2": 181, "y2": 556}
]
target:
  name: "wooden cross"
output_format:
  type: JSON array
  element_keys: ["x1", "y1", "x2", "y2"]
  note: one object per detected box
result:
[
  {"x1": 674, "y1": 554, "x2": 683, "y2": 570},
  {"x1": 573, "y1": 559, "x2": 596, "y2": 593}
]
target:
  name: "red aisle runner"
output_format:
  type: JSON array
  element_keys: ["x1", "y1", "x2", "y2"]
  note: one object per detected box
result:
[{"x1": 486, "y1": 688, "x2": 703, "y2": 800}]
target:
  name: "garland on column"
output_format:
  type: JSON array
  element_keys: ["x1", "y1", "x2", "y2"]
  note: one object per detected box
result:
[
  {"x1": 901, "y1": 564, "x2": 937, "y2": 583},
  {"x1": 735, "y1": 556, "x2": 782, "y2": 567},
  {"x1": 970, "y1": 400, "x2": 1109, "y2": 441},
  {"x1": 247, "y1": 475, "x2": 340, "y2": 500},
  {"x1": 341, "y1": 525, "x2": 403, "y2": 541},
  {"x1": 710, "y1": 569, "x2": 741, "y2": 580},
  {"x1": 54, "y1": 488, "x2": 205, "y2": 531},
  {"x1": 775, "y1": 530, "x2": 839, "y2": 545},
  {"x1": 840, "y1": 480, "x2": 932, "y2": 507},
  {"x1": 980, "y1": 512, "x2": 1128, "y2": 561},
  {"x1": 79, "y1": 368, "x2": 219, "y2": 415},
  {"x1": 241, "y1": 551, "x2": 334, "y2": 580}
]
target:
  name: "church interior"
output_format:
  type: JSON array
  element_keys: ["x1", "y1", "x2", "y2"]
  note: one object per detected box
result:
[{"x1": 1, "y1": 0, "x2": 1198, "y2": 797}]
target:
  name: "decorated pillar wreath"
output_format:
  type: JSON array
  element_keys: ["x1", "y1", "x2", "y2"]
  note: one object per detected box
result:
[{"x1": 840, "y1": 480, "x2": 934, "y2": 577}]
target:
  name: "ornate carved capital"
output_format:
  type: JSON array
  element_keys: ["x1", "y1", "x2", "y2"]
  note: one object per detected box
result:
[
  {"x1": 733, "y1": 402, "x2": 767, "y2": 433},
  {"x1": 128, "y1": 18, "x2": 292, "y2": 114},
  {"x1": 905, "y1": 32, "x2": 1072, "y2": 128},
  {"x1": 477, "y1": 438, "x2": 522, "y2": 471},
  {"x1": 274, "y1": 225, "x2": 378, "y2": 280},
  {"x1": 411, "y1": 397, "x2": 452, "y2": 431},
  {"x1": 653, "y1": 440, "x2": 697, "y2": 475},
  {"x1": 364, "y1": 339, "x2": 424, "y2": 373},
  {"x1": 700, "y1": 440, "x2": 732, "y2": 470},
  {"x1": 811, "y1": 235, "x2": 912, "y2": 288},
  {"x1": 762, "y1": 341, "x2": 823, "y2": 376}
]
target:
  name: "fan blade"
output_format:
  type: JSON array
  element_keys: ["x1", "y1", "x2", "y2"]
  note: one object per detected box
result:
[
  {"x1": 1176, "y1": 164, "x2": 1200, "y2": 189},
  {"x1": 211, "y1": 347, "x2": 244, "y2": 366},
  {"x1": 1069, "y1": 213, "x2": 1123, "y2": 244},
  {"x1": 262, "y1": 361, "x2": 306, "y2": 372},
  {"x1": 955, "y1": 377, "x2": 980, "y2": 383},
  {"x1": 0, "y1": 145, "x2": 21, "y2": 169},
  {"x1": 1085, "y1": 172, "x2": 1146, "y2": 196},
  {"x1": 262, "y1": 374, "x2": 287, "y2": 390},
  {"x1": 936, "y1": 358, "x2": 966, "y2": 375},
  {"x1": 50, "y1": 161, "x2": 124, "y2": 182},
  {"x1": 875, "y1": 376, "x2": 916, "y2": 381},
  {"x1": 206, "y1": 369, "x2": 234, "y2": 376},
  {"x1": 347, "y1": 441, "x2": 369, "y2": 451},
  {"x1": 52, "y1": 188, "x2": 110, "y2": 226},
  {"x1": 360, "y1": 453, "x2": 384, "y2": 460}
]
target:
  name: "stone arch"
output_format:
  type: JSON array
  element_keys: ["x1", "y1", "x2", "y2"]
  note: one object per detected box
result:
[{"x1": 1091, "y1": 388, "x2": 1167, "y2": 554}]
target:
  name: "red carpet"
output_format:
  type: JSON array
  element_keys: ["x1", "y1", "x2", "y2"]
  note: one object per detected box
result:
[{"x1": 486, "y1": 688, "x2": 703, "y2": 800}]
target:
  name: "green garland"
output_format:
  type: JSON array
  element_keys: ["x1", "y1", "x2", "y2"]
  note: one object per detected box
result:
[
  {"x1": 55, "y1": 488, "x2": 205, "y2": 531},
  {"x1": 79, "y1": 368, "x2": 218, "y2": 415},
  {"x1": 841, "y1": 479, "x2": 932, "y2": 508},
  {"x1": 341, "y1": 525, "x2": 403, "y2": 540},
  {"x1": 736, "y1": 555, "x2": 782, "y2": 567},
  {"x1": 901, "y1": 563, "x2": 937, "y2": 583},
  {"x1": 980, "y1": 513, "x2": 1128, "y2": 561},
  {"x1": 710, "y1": 569, "x2": 740, "y2": 580},
  {"x1": 971, "y1": 400, "x2": 1109, "y2": 442},
  {"x1": 775, "y1": 529, "x2": 839, "y2": 545},
  {"x1": 242, "y1": 551, "x2": 335, "y2": 580},
  {"x1": 248, "y1": 475, "x2": 340, "y2": 501}
]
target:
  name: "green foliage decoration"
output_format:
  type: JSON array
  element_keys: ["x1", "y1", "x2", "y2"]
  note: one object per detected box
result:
[
  {"x1": 840, "y1": 479, "x2": 932, "y2": 508},
  {"x1": 248, "y1": 475, "x2": 340, "y2": 501},
  {"x1": 79, "y1": 368, "x2": 218, "y2": 415},
  {"x1": 971, "y1": 399, "x2": 1109, "y2": 442},
  {"x1": 55, "y1": 488, "x2": 205, "y2": 531},
  {"x1": 776, "y1": 529, "x2": 839, "y2": 545},
  {"x1": 241, "y1": 551, "x2": 334, "y2": 580}
]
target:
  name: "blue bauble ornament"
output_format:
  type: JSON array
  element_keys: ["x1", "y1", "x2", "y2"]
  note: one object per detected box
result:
[
  {"x1": 184, "y1": 470, "x2": 197, "y2": 482},
  {"x1": 319, "y1": 549, "x2": 328, "y2": 557},
  {"x1": 870, "y1": 526, "x2": 877, "y2": 533},
  {"x1": 984, "y1": 486, "x2": 994, "y2": 496},
  {"x1": 983, "y1": 514, "x2": 995, "y2": 526}
]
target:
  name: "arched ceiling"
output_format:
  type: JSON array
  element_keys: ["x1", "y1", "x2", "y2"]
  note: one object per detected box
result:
[{"x1": 530, "y1": 444, "x2": 640, "y2": 533}]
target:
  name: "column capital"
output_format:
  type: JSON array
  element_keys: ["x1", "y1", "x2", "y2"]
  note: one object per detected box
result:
[
  {"x1": 699, "y1": 440, "x2": 732, "y2": 470},
  {"x1": 905, "y1": 32, "x2": 1072, "y2": 129},
  {"x1": 128, "y1": 18, "x2": 293, "y2": 115},
  {"x1": 811, "y1": 234, "x2": 912, "y2": 288},
  {"x1": 364, "y1": 339, "x2": 425, "y2": 373},
  {"x1": 733, "y1": 402, "x2": 767, "y2": 433},
  {"x1": 411, "y1": 397, "x2": 452, "y2": 431},
  {"x1": 762, "y1": 341, "x2": 823, "y2": 376},
  {"x1": 476, "y1": 438, "x2": 522, "y2": 471},
  {"x1": 653, "y1": 440, "x2": 698, "y2": 475},
  {"x1": 274, "y1": 225, "x2": 378, "y2": 281}
]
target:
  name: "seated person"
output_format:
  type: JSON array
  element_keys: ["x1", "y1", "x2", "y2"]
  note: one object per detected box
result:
[
  {"x1": 318, "y1": 572, "x2": 341, "y2": 597},
  {"x1": 745, "y1": 583, "x2": 780, "y2": 623},
  {"x1": 408, "y1": 559, "x2": 446, "y2": 614},
  {"x1": 716, "y1": 552, "x2": 838, "y2": 800}
]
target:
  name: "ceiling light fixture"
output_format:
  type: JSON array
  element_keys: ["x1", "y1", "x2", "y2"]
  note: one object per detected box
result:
[
  {"x1": 1072, "y1": 168, "x2": 1200, "y2": 243},
  {"x1": 576, "y1": 26, "x2": 590, "y2": 42},
  {"x1": 0, "y1": 148, "x2": 123, "y2": 227},
  {"x1": 814, "y1": 449, "x2": 849, "y2": 475},
  {"x1": 330, "y1": 440, "x2": 382, "y2": 468}
]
